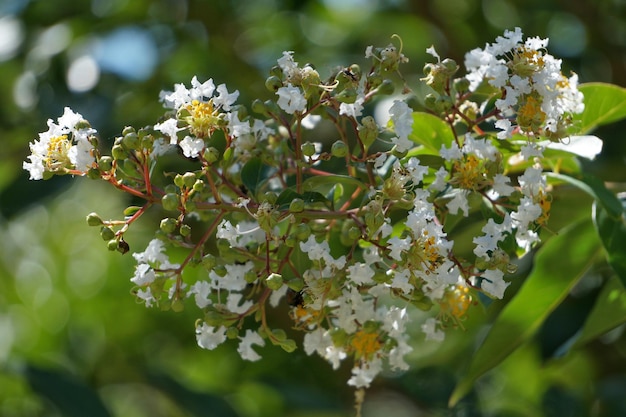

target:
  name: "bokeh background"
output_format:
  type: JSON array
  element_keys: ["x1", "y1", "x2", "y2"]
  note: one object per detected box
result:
[{"x1": 1, "y1": 0, "x2": 625, "y2": 416}]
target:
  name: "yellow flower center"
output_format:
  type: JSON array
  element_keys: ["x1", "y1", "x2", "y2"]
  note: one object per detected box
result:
[
  {"x1": 536, "y1": 190, "x2": 551, "y2": 225},
  {"x1": 406, "y1": 232, "x2": 442, "y2": 273},
  {"x1": 184, "y1": 100, "x2": 221, "y2": 138},
  {"x1": 452, "y1": 154, "x2": 484, "y2": 190},
  {"x1": 351, "y1": 330, "x2": 382, "y2": 360},
  {"x1": 441, "y1": 284, "x2": 472, "y2": 320},
  {"x1": 511, "y1": 46, "x2": 545, "y2": 77},
  {"x1": 517, "y1": 96, "x2": 546, "y2": 133},
  {"x1": 44, "y1": 135, "x2": 72, "y2": 168}
]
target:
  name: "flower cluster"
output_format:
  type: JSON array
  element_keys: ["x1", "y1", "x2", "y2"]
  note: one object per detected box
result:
[
  {"x1": 24, "y1": 28, "x2": 585, "y2": 392},
  {"x1": 23, "y1": 107, "x2": 97, "y2": 180}
]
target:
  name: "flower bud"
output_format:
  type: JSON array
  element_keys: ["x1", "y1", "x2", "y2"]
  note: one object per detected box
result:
[
  {"x1": 251, "y1": 98, "x2": 270, "y2": 117},
  {"x1": 100, "y1": 226, "x2": 115, "y2": 241},
  {"x1": 122, "y1": 132, "x2": 140, "y2": 150},
  {"x1": 295, "y1": 223, "x2": 311, "y2": 241},
  {"x1": 160, "y1": 218, "x2": 177, "y2": 234},
  {"x1": 289, "y1": 198, "x2": 305, "y2": 213},
  {"x1": 265, "y1": 273, "x2": 283, "y2": 290},
  {"x1": 174, "y1": 174, "x2": 184, "y2": 188},
  {"x1": 112, "y1": 144, "x2": 126, "y2": 160},
  {"x1": 107, "y1": 239, "x2": 118, "y2": 251},
  {"x1": 263, "y1": 191, "x2": 278, "y2": 205},
  {"x1": 98, "y1": 156, "x2": 113, "y2": 171},
  {"x1": 265, "y1": 75, "x2": 283, "y2": 92},
  {"x1": 244, "y1": 269, "x2": 258, "y2": 283},
  {"x1": 335, "y1": 87, "x2": 357, "y2": 104},
  {"x1": 182, "y1": 172, "x2": 196, "y2": 188},
  {"x1": 203, "y1": 147, "x2": 220, "y2": 164},
  {"x1": 171, "y1": 298, "x2": 184, "y2": 312},
  {"x1": 301, "y1": 141, "x2": 316, "y2": 157},
  {"x1": 226, "y1": 327, "x2": 239, "y2": 339},
  {"x1": 201, "y1": 254, "x2": 217, "y2": 269},
  {"x1": 86, "y1": 212, "x2": 103, "y2": 226},
  {"x1": 331, "y1": 140, "x2": 348, "y2": 158},
  {"x1": 161, "y1": 193, "x2": 179, "y2": 212},
  {"x1": 180, "y1": 224, "x2": 191, "y2": 237},
  {"x1": 122, "y1": 126, "x2": 135, "y2": 136}
]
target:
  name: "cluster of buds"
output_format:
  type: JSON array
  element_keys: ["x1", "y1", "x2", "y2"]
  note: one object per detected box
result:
[{"x1": 24, "y1": 28, "x2": 584, "y2": 391}]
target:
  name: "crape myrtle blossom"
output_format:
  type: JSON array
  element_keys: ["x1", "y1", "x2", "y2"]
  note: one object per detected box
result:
[
  {"x1": 24, "y1": 29, "x2": 591, "y2": 396},
  {"x1": 464, "y1": 27, "x2": 584, "y2": 140},
  {"x1": 23, "y1": 107, "x2": 96, "y2": 180}
]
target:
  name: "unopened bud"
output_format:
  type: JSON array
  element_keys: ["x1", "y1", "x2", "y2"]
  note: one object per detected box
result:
[
  {"x1": 86, "y1": 212, "x2": 103, "y2": 226},
  {"x1": 331, "y1": 140, "x2": 348, "y2": 158},
  {"x1": 161, "y1": 193, "x2": 179, "y2": 212},
  {"x1": 266, "y1": 273, "x2": 283, "y2": 290}
]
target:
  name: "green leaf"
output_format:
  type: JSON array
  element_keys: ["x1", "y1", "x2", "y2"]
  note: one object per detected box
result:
[
  {"x1": 274, "y1": 188, "x2": 330, "y2": 210},
  {"x1": 593, "y1": 197, "x2": 626, "y2": 286},
  {"x1": 26, "y1": 365, "x2": 111, "y2": 417},
  {"x1": 575, "y1": 83, "x2": 626, "y2": 134},
  {"x1": 547, "y1": 172, "x2": 623, "y2": 219},
  {"x1": 573, "y1": 276, "x2": 626, "y2": 348},
  {"x1": 408, "y1": 112, "x2": 456, "y2": 154},
  {"x1": 241, "y1": 157, "x2": 273, "y2": 198},
  {"x1": 449, "y1": 218, "x2": 602, "y2": 406}
]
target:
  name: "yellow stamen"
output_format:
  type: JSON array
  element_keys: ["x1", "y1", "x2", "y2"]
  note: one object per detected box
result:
[{"x1": 351, "y1": 330, "x2": 382, "y2": 360}]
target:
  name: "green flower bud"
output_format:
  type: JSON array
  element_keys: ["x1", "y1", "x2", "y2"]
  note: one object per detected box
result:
[
  {"x1": 201, "y1": 254, "x2": 217, "y2": 269},
  {"x1": 239, "y1": 270, "x2": 255, "y2": 285},
  {"x1": 141, "y1": 134, "x2": 154, "y2": 149},
  {"x1": 424, "y1": 94, "x2": 438, "y2": 111},
  {"x1": 86, "y1": 212, "x2": 103, "y2": 226},
  {"x1": 266, "y1": 273, "x2": 283, "y2": 291},
  {"x1": 98, "y1": 156, "x2": 113, "y2": 171},
  {"x1": 180, "y1": 224, "x2": 191, "y2": 237},
  {"x1": 161, "y1": 193, "x2": 179, "y2": 212},
  {"x1": 251, "y1": 98, "x2": 270, "y2": 117},
  {"x1": 203, "y1": 147, "x2": 220, "y2": 164},
  {"x1": 441, "y1": 58, "x2": 459, "y2": 75},
  {"x1": 182, "y1": 172, "x2": 196, "y2": 188},
  {"x1": 265, "y1": 75, "x2": 283, "y2": 92},
  {"x1": 193, "y1": 179, "x2": 205, "y2": 192},
  {"x1": 453, "y1": 77, "x2": 470, "y2": 93},
  {"x1": 331, "y1": 140, "x2": 348, "y2": 158},
  {"x1": 100, "y1": 226, "x2": 115, "y2": 241},
  {"x1": 289, "y1": 198, "x2": 305, "y2": 213},
  {"x1": 174, "y1": 174, "x2": 184, "y2": 188},
  {"x1": 122, "y1": 132, "x2": 140, "y2": 150},
  {"x1": 301, "y1": 141, "x2": 316, "y2": 157},
  {"x1": 122, "y1": 126, "x2": 135, "y2": 136},
  {"x1": 212, "y1": 265, "x2": 227, "y2": 277},
  {"x1": 160, "y1": 218, "x2": 178, "y2": 234},
  {"x1": 107, "y1": 239, "x2": 118, "y2": 251},
  {"x1": 112, "y1": 144, "x2": 126, "y2": 160},
  {"x1": 226, "y1": 327, "x2": 239, "y2": 339},
  {"x1": 358, "y1": 116, "x2": 378, "y2": 150},
  {"x1": 284, "y1": 234, "x2": 297, "y2": 247},
  {"x1": 269, "y1": 65, "x2": 283, "y2": 78}
]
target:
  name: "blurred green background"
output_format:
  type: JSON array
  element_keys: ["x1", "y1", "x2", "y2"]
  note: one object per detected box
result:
[{"x1": 1, "y1": 0, "x2": 625, "y2": 416}]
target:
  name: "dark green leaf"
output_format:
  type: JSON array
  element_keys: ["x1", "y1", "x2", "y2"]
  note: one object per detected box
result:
[
  {"x1": 593, "y1": 197, "x2": 626, "y2": 285},
  {"x1": 450, "y1": 218, "x2": 602, "y2": 406},
  {"x1": 241, "y1": 158, "x2": 273, "y2": 198},
  {"x1": 547, "y1": 172, "x2": 623, "y2": 219},
  {"x1": 573, "y1": 276, "x2": 626, "y2": 348},
  {"x1": 26, "y1": 365, "x2": 111, "y2": 417}
]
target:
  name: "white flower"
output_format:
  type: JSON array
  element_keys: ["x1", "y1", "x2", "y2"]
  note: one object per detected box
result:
[
  {"x1": 492, "y1": 173, "x2": 515, "y2": 196},
  {"x1": 154, "y1": 118, "x2": 181, "y2": 144},
  {"x1": 213, "y1": 83, "x2": 239, "y2": 111},
  {"x1": 348, "y1": 358, "x2": 383, "y2": 388},
  {"x1": 447, "y1": 190, "x2": 469, "y2": 217},
  {"x1": 188, "y1": 281, "x2": 212, "y2": 308},
  {"x1": 481, "y1": 269, "x2": 510, "y2": 299},
  {"x1": 301, "y1": 114, "x2": 322, "y2": 129},
  {"x1": 276, "y1": 83, "x2": 307, "y2": 114},
  {"x1": 179, "y1": 136, "x2": 205, "y2": 158},
  {"x1": 347, "y1": 263, "x2": 375, "y2": 286},
  {"x1": 389, "y1": 100, "x2": 413, "y2": 141},
  {"x1": 339, "y1": 94, "x2": 365, "y2": 119},
  {"x1": 237, "y1": 330, "x2": 265, "y2": 361},
  {"x1": 421, "y1": 317, "x2": 445, "y2": 342},
  {"x1": 439, "y1": 142, "x2": 462, "y2": 161},
  {"x1": 190, "y1": 76, "x2": 215, "y2": 100},
  {"x1": 196, "y1": 323, "x2": 227, "y2": 350}
]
